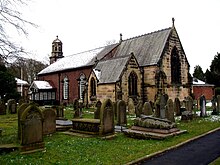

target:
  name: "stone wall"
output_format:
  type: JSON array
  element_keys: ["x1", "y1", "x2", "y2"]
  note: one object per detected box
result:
[{"x1": 96, "y1": 84, "x2": 115, "y2": 103}]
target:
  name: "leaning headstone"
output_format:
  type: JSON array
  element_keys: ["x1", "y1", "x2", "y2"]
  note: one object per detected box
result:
[
  {"x1": 174, "y1": 98, "x2": 181, "y2": 116},
  {"x1": 200, "y1": 95, "x2": 207, "y2": 117},
  {"x1": 99, "y1": 99, "x2": 114, "y2": 135},
  {"x1": 135, "y1": 98, "x2": 143, "y2": 117},
  {"x1": 166, "y1": 99, "x2": 175, "y2": 122},
  {"x1": 211, "y1": 96, "x2": 218, "y2": 115},
  {"x1": 142, "y1": 102, "x2": 153, "y2": 116},
  {"x1": 20, "y1": 104, "x2": 44, "y2": 153},
  {"x1": 7, "y1": 99, "x2": 17, "y2": 114},
  {"x1": 217, "y1": 95, "x2": 220, "y2": 115},
  {"x1": 42, "y1": 108, "x2": 56, "y2": 135},
  {"x1": 160, "y1": 94, "x2": 166, "y2": 119},
  {"x1": 116, "y1": 100, "x2": 127, "y2": 126},
  {"x1": 0, "y1": 100, "x2": 6, "y2": 115},
  {"x1": 94, "y1": 100, "x2": 102, "y2": 119},
  {"x1": 73, "y1": 99, "x2": 80, "y2": 118},
  {"x1": 18, "y1": 103, "x2": 30, "y2": 140},
  {"x1": 128, "y1": 98, "x2": 135, "y2": 115}
]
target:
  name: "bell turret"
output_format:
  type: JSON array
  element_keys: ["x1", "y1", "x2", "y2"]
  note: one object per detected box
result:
[{"x1": 50, "y1": 36, "x2": 64, "y2": 64}]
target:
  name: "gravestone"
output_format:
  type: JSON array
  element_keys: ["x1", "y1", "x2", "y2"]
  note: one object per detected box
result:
[
  {"x1": 154, "y1": 94, "x2": 161, "y2": 118},
  {"x1": 73, "y1": 99, "x2": 80, "y2": 118},
  {"x1": 186, "y1": 96, "x2": 194, "y2": 112},
  {"x1": 54, "y1": 105, "x2": 64, "y2": 119},
  {"x1": 160, "y1": 94, "x2": 166, "y2": 119},
  {"x1": 7, "y1": 99, "x2": 17, "y2": 114},
  {"x1": 142, "y1": 102, "x2": 153, "y2": 116},
  {"x1": 128, "y1": 98, "x2": 135, "y2": 115},
  {"x1": 200, "y1": 95, "x2": 206, "y2": 117},
  {"x1": 100, "y1": 99, "x2": 114, "y2": 135},
  {"x1": 166, "y1": 99, "x2": 175, "y2": 122},
  {"x1": 174, "y1": 98, "x2": 181, "y2": 116},
  {"x1": 217, "y1": 95, "x2": 220, "y2": 115},
  {"x1": 116, "y1": 100, "x2": 127, "y2": 126},
  {"x1": 20, "y1": 104, "x2": 44, "y2": 153},
  {"x1": 135, "y1": 98, "x2": 143, "y2": 117},
  {"x1": 0, "y1": 100, "x2": 6, "y2": 115},
  {"x1": 18, "y1": 103, "x2": 30, "y2": 140},
  {"x1": 211, "y1": 96, "x2": 218, "y2": 115},
  {"x1": 42, "y1": 108, "x2": 56, "y2": 135},
  {"x1": 94, "y1": 100, "x2": 102, "y2": 119}
]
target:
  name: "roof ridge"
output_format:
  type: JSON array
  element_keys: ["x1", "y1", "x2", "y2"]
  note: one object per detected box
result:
[
  {"x1": 65, "y1": 43, "x2": 118, "y2": 58},
  {"x1": 122, "y1": 27, "x2": 172, "y2": 42}
]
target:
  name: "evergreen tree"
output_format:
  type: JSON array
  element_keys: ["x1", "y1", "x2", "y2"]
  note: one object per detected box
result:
[
  {"x1": 0, "y1": 64, "x2": 20, "y2": 101},
  {"x1": 205, "y1": 52, "x2": 220, "y2": 87},
  {"x1": 193, "y1": 65, "x2": 205, "y2": 81}
]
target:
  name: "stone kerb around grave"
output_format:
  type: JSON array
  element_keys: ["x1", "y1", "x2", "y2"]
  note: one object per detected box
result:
[
  {"x1": 42, "y1": 108, "x2": 56, "y2": 135},
  {"x1": 116, "y1": 100, "x2": 127, "y2": 126},
  {"x1": 99, "y1": 99, "x2": 114, "y2": 135},
  {"x1": 20, "y1": 104, "x2": 44, "y2": 153}
]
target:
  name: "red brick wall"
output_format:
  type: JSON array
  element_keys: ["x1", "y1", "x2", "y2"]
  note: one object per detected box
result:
[
  {"x1": 192, "y1": 86, "x2": 214, "y2": 100},
  {"x1": 38, "y1": 67, "x2": 92, "y2": 104}
]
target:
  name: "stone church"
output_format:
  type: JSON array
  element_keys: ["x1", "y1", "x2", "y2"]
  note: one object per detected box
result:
[{"x1": 31, "y1": 19, "x2": 191, "y2": 106}]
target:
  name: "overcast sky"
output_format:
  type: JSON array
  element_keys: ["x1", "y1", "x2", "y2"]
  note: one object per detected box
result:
[{"x1": 14, "y1": 0, "x2": 220, "y2": 74}]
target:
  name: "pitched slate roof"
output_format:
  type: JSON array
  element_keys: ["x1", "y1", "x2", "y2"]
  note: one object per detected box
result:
[
  {"x1": 30, "y1": 80, "x2": 54, "y2": 90},
  {"x1": 38, "y1": 27, "x2": 173, "y2": 75},
  {"x1": 94, "y1": 55, "x2": 132, "y2": 84},
  {"x1": 38, "y1": 44, "x2": 118, "y2": 75},
  {"x1": 114, "y1": 27, "x2": 172, "y2": 66}
]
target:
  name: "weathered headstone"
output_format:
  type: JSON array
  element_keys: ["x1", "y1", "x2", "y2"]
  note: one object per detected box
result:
[
  {"x1": 100, "y1": 99, "x2": 114, "y2": 135},
  {"x1": 186, "y1": 96, "x2": 194, "y2": 112},
  {"x1": 142, "y1": 102, "x2": 153, "y2": 116},
  {"x1": 94, "y1": 100, "x2": 102, "y2": 119},
  {"x1": 166, "y1": 99, "x2": 175, "y2": 122},
  {"x1": 54, "y1": 105, "x2": 64, "y2": 119},
  {"x1": 7, "y1": 99, "x2": 17, "y2": 114},
  {"x1": 42, "y1": 108, "x2": 56, "y2": 135},
  {"x1": 154, "y1": 94, "x2": 161, "y2": 118},
  {"x1": 18, "y1": 103, "x2": 30, "y2": 140},
  {"x1": 116, "y1": 100, "x2": 127, "y2": 126},
  {"x1": 200, "y1": 95, "x2": 206, "y2": 117},
  {"x1": 135, "y1": 98, "x2": 143, "y2": 117},
  {"x1": 128, "y1": 98, "x2": 135, "y2": 115},
  {"x1": 174, "y1": 98, "x2": 181, "y2": 116},
  {"x1": 160, "y1": 94, "x2": 166, "y2": 119},
  {"x1": 211, "y1": 96, "x2": 218, "y2": 115},
  {"x1": 73, "y1": 99, "x2": 80, "y2": 118},
  {"x1": 0, "y1": 100, "x2": 6, "y2": 115},
  {"x1": 20, "y1": 104, "x2": 44, "y2": 153}
]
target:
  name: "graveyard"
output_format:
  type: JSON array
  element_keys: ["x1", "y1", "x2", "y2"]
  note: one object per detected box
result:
[{"x1": 1, "y1": 97, "x2": 220, "y2": 164}]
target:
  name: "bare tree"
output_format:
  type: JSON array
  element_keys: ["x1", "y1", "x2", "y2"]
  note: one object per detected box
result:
[{"x1": 0, "y1": 0, "x2": 37, "y2": 62}]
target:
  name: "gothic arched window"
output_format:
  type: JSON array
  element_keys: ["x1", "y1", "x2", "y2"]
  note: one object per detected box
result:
[
  {"x1": 90, "y1": 77, "x2": 96, "y2": 97},
  {"x1": 128, "y1": 71, "x2": 138, "y2": 96},
  {"x1": 63, "y1": 77, "x2": 69, "y2": 99},
  {"x1": 171, "y1": 47, "x2": 181, "y2": 84}
]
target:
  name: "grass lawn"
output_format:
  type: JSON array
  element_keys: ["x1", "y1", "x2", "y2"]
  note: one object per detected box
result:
[{"x1": 0, "y1": 107, "x2": 220, "y2": 165}]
